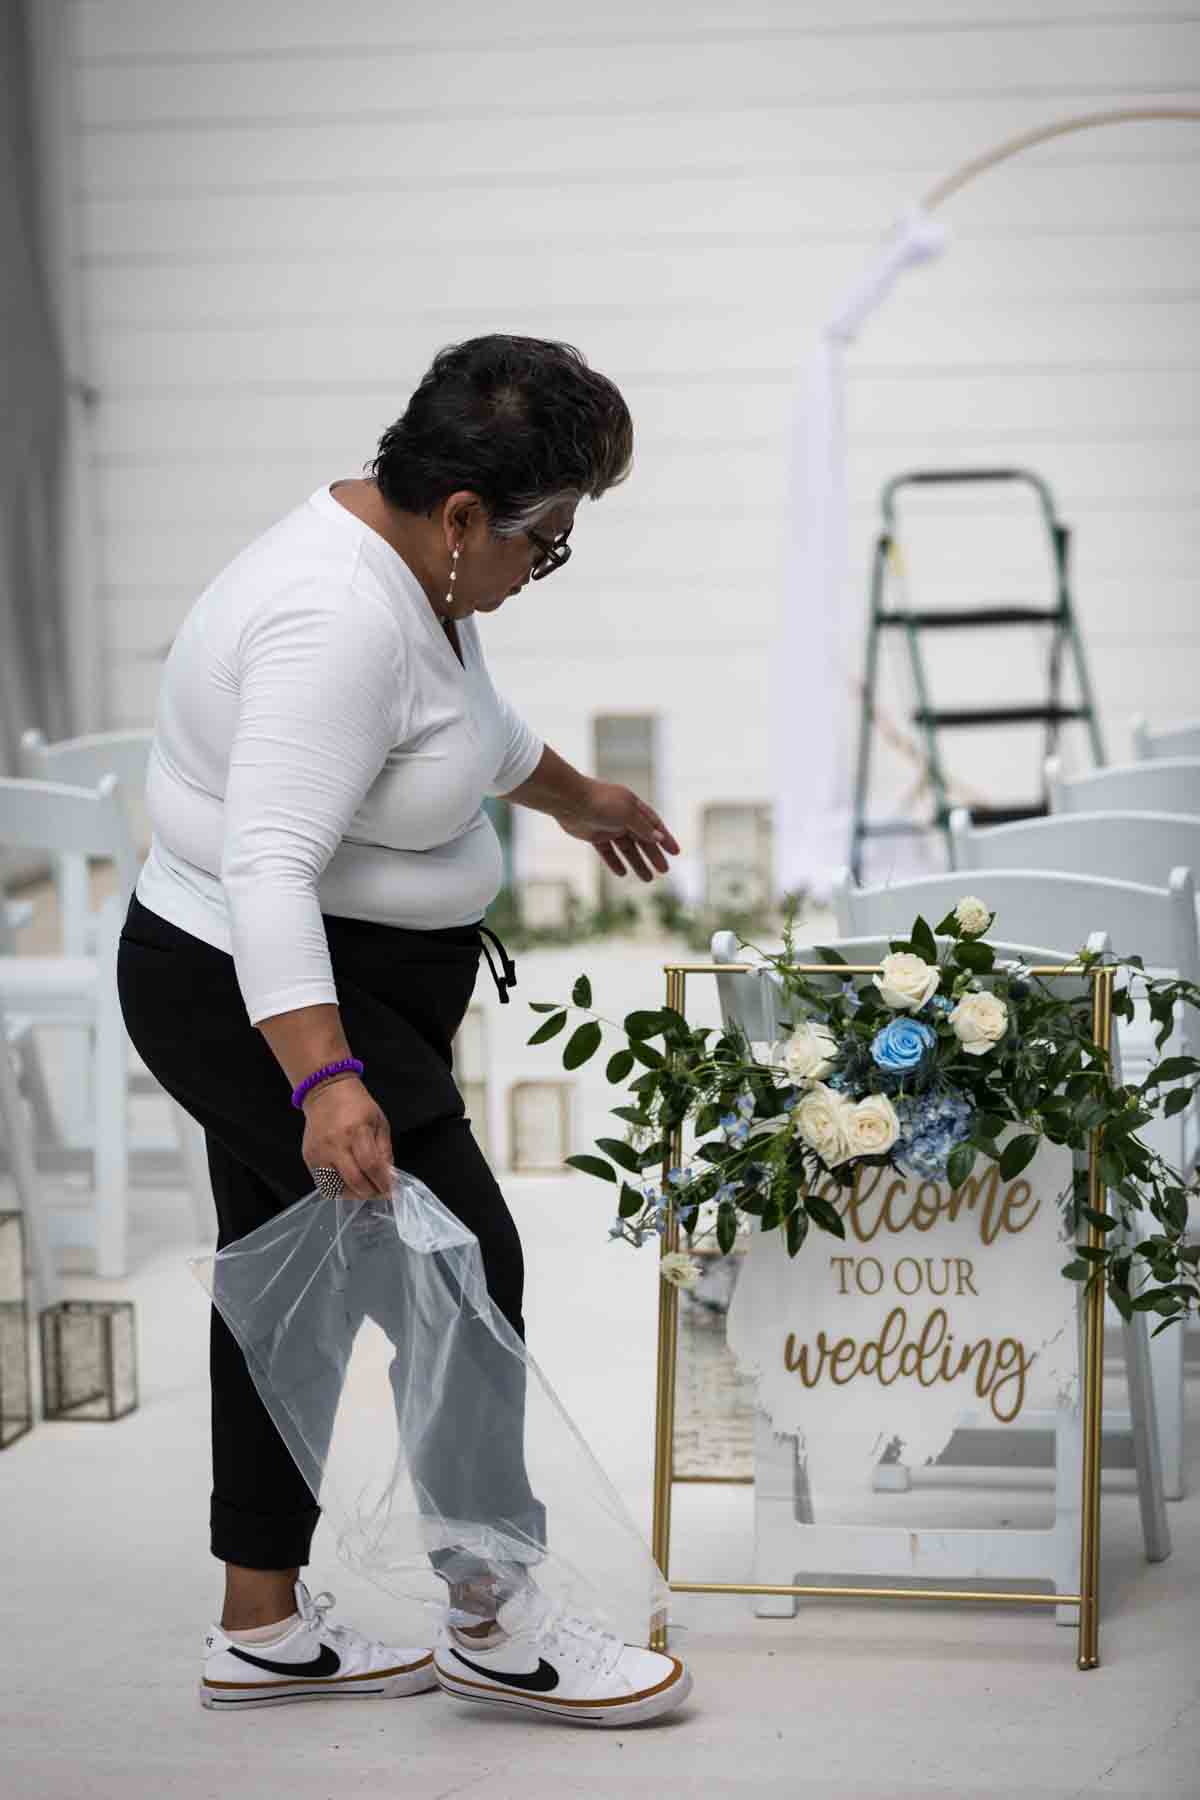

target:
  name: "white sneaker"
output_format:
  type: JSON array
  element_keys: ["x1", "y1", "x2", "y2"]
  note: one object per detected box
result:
[
  {"x1": 199, "y1": 1579, "x2": 439, "y2": 1710},
  {"x1": 433, "y1": 1584, "x2": 693, "y2": 1728}
]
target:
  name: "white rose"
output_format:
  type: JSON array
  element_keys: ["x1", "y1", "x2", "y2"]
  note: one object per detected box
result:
[
  {"x1": 954, "y1": 896, "x2": 992, "y2": 937},
  {"x1": 659, "y1": 1251, "x2": 704, "y2": 1289},
  {"x1": 780, "y1": 1020, "x2": 838, "y2": 1085},
  {"x1": 794, "y1": 1082, "x2": 855, "y2": 1167},
  {"x1": 949, "y1": 990, "x2": 1009, "y2": 1056},
  {"x1": 846, "y1": 1092, "x2": 900, "y2": 1156},
  {"x1": 874, "y1": 952, "x2": 940, "y2": 1012}
]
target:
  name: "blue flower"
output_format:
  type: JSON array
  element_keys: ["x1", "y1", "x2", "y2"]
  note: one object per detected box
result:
[
  {"x1": 735, "y1": 1091, "x2": 756, "y2": 1119},
  {"x1": 872, "y1": 1017, "x2": 937, "y2": 1074},
  {"x1": 715, "y1": 1181, "x2": 739, "y2": 1205},
  {"x1": 718, "y1": 1111, "x2": 738, "y2": 1134}
]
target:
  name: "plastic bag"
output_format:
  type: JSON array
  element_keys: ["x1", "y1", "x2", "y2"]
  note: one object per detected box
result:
[{"x1": 190, "y1": 1169, "x2": 671, "y2": 1648}]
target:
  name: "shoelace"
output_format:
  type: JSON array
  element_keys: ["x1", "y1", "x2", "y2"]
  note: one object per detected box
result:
[
  {"x1": 300, "y1": 1588, "x2": 393, "y2": 1663},
  {"x1": 503, "y1": 1602, "x2": 623, "y2": 1676}
]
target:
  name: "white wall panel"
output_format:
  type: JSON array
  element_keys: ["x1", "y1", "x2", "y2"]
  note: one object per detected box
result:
[{"x1": 60, "y1": 0, "x2": 1200, "y2": 895}]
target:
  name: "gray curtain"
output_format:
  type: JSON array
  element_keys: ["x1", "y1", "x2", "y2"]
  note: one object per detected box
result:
[{"x1": 0, "y1": 0, "x2": 72, "y2": 780}]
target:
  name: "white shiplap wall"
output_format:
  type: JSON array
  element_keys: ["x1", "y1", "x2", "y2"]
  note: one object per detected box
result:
[{"x1": 62, "y1": 0, "x2": 1200, "y2": 890}]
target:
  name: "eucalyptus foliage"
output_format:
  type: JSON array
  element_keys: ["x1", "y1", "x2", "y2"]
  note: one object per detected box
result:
[{"x1": 526, "y1": 907, "x2": 1200, "y2": 1332}]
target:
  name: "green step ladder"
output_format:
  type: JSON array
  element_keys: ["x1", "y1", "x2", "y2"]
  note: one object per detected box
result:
[{"x1": 849, "y1": 467, "x2": 1105, "y2": 882}]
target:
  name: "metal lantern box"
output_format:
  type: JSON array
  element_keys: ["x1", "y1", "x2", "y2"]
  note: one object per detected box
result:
[
  {"x1": 40, "y1": 1299, "x2": 138, "y2": 1422},
  {"x1": 0, "y1": 1211, "x2": 33, "y2": 1448}
]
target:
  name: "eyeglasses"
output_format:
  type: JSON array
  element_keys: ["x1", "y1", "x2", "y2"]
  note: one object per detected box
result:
[{"x1": 526, "y1": 524, "x2": 573, "y2": 581}]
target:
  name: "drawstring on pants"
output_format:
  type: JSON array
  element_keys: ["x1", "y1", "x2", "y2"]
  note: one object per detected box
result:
[{"x1": 477, "y1": 925, "x2": 517, "y2": 1004}]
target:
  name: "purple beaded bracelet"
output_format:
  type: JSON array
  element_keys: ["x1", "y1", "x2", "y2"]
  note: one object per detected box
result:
[{"x1": 291, "y1": 1057, "x2": 364, "y2": 1111}]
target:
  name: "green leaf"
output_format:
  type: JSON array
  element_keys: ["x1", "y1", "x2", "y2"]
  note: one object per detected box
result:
[
  {"x1": 910, "y1": 914, "x2": 938, "y2": 965},
  {"x1": 998, "y1": 1133, "x2": 1040, "y2": 1180},
  {"x1": 618, "y1": 1181, "x2": 644, "y2": 1219},
  {"x1": 564, "y1": 1154, "x2": 616, "y2": 1182},
  {"x1": 563, "y1": 1021, "x2": 603, "y2": 1069},
  {"x1": 594, "y1": 1136, "x2": 643, "y2": 1175},
  {"x1": 786, "y1": 1210, "x2": 809, "y2": 1257},
  {"x1": 629, "y1": 1039, "x2": 664, "y2": 1070},
  {"x1": 1142, "y1": 1056, "x2": 1200, "y2": 1087},
  {"x1": 624, "y1": 1008, "x2": 667, "y2": 1040},
  {"x1": 717, "y1": 1203, "x2": 738, "y2": 1256},
  {"x1": 610, "y1": 1104, "x2": 648, "y2": 1127},
  {"x1": 814, "y1": 945, "x2": 848, "y2": 965},
  {"x1": 528, "y1": 1001, "x2": 560, "y2": 1013},
  {"x1": 1080, "y1": 1205, "x2": 1117, "y2": 1233},
  {"x1": 804, "y1": 1195, "x2": 846, "y2": 1238},
  {"x1": 1163, "y1": 1086, "x2": 1194, "y2": 1117},
  {"x1": 955, "y1": 939, "x2": 995, "y2": 973},
  {"x1": 571, "y1": 974, "x2": 593, "y2": 1009},
  {"x1": 946, "y1": 1143, "x2": 976, "y2": 1190},
  {"x1": 934, "y1": 908, "x2": 962, "y2": 938},
  {"x1": 1061, "y1": 1259, "x2": 1091, "y2": 1281},
  {"x1": 1109, "y1": 1287, "x2": 1134, "y2": 1321},
  {"x1": 605, "y1": 1048, "x2": 635, "y2": 1084},
  {"x1": 527, "y1": 1010, "x2": 567, "y2": 1045}
]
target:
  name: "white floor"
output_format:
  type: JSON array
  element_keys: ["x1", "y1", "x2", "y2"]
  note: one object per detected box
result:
[{"x1": 3, "y1": 930, "x2": 1200, "y2": 1797}]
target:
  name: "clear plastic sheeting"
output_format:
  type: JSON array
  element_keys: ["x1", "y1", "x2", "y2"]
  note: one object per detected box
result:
[{"x1": 190, "y1": 1170, "x2": 670, "y2": 1650}]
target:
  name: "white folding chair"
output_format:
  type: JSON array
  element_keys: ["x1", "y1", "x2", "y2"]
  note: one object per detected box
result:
[
  {"x1": 13, "y1": 731, "x2": 211, "y2": 1240},
  {"x1": 947, "y1": 804, "x2": 1200, "y2": 1165},
  {"x1": 0, "y1": 990, "x2": 60, "y2": 1314},
  {"x1": 1131, "y1": 716, "x2": 1200, "y2": 763},
  {"x1": 0, "y1": 777, "x2": 133, "y2": 1277},
  {"x1": 712, "y1": 927, "x2": 1169, "y2": 1621},
  {"x1": 1047, "y1": 754, "x2": 1200, "y2": 819},
  {"x1": 949, "y1": 806, "x2": 1200, "y2": 895},
  {"x1": 834, "y1": 866, "x2": 1197, "y2": 1501}
]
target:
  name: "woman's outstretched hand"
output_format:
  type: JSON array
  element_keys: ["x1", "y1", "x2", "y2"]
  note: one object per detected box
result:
[{"x1": 555, "y1": 781, "x2": 681, "y2": 881}]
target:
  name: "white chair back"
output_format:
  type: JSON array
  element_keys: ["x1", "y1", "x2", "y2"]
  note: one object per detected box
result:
[
  {"x1": 19, "y1": 728, "x2": 152, "y2": 799},
  {"x1": 1046, "y1": 754, "x2": 1200, "y2": 818},
  {"x1": 949, "y1": 807, "x2": 1200, "y2": 890},
  {"x1": 1131, "y1": 716, "x2": 1200, "y2": 762},
  {"x1": 711, "y1": 929, "x2": 1103, "y2": 1044},
  {"x1": 0, "y1": 776, "x2": 140, "y2": 910}
]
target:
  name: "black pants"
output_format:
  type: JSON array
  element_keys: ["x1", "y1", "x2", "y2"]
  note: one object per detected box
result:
[{"x1": 116, "y1": 891, "x2": 545, "y2": 1575}]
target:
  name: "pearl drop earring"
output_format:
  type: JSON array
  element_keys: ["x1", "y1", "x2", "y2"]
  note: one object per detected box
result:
[{"x1": 444, "y1": 544, "x2": 460, "y2": 612}]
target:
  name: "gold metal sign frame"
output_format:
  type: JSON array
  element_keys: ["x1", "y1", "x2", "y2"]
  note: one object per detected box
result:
[{"x1": 648, "y1": 961, "x2": 1114, "y2": 1671}]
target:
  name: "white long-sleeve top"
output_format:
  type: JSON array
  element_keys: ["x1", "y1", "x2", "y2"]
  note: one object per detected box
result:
[{"x1": 135, "y1": 483, "x2": 544, "y2": 1026}]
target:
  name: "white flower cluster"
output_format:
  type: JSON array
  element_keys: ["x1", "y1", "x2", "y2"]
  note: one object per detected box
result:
[
  {"x1": 793, "y1": 1083, "x2": 900, "y2": 1167},
  {"x1": 873, "y1": 946, "x2": 1009, "y2": 1057}
]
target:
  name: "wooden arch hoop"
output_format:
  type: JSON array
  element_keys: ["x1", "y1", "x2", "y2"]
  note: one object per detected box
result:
[{"x1": 923, "y1": 105, "x2": 1200, "y2": 211}]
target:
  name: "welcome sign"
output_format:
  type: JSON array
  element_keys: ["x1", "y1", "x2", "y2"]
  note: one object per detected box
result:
[{"x1": 725, "y1": 1138, "x2": 1081, "y2": 1482}]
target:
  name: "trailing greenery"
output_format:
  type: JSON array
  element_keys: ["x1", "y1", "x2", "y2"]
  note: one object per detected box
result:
[{"x1": 526, "y1": 900, "x2": 1200, "y2": 1330}]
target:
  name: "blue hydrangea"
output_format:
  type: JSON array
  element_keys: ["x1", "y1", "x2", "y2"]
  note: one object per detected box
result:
[{"x1": 893, "y1": 1084, "x2": 975, "y2": 1181}]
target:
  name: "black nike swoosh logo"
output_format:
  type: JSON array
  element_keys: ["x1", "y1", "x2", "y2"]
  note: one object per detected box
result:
[
  {"x1": 228, "y1": 1644, "x2": 342, "y2": 1678},
  {"x1": 450, "y1": 1647, "x2": 559, "y2": 1691}
]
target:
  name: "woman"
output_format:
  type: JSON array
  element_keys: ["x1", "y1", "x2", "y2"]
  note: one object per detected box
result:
[{"x1": 117, "y1": 335, "x2": 693, "y2": 1727}]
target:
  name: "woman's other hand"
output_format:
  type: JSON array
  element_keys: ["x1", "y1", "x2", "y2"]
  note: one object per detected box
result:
[
  {"x1": 302, "y1": 1076, "x2": 395, "y2": 1200},
  {"x1": 556, "y1": 782, "x2": 680, "y2": 881}
]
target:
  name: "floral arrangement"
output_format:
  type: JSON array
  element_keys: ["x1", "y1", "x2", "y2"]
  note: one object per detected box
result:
[{"x1": 526, "y1": 899, "x2": 1200, "y2": 1331}]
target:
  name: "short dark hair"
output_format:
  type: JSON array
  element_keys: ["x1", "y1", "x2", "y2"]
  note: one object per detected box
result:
[{"x1": 368, "y1": 334, "x2": 633, "y2": 536}]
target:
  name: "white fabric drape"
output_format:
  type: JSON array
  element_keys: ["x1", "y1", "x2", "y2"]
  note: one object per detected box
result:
[{"x1": 772, "y1": 209, "x2": 947, "y2": 900}]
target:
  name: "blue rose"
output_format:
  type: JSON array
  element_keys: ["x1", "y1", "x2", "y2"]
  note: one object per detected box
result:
[{"x1": 871, "y1": 1017, "x2": 936, "y2": 1074}]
